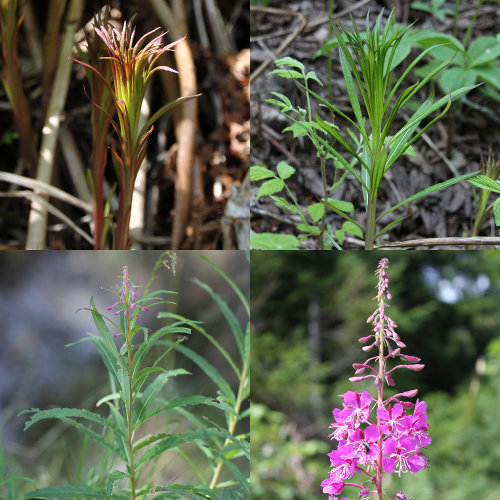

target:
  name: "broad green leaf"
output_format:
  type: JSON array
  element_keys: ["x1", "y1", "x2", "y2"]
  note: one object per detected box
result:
[
  {"x1": 308, "y1": 203, "x2": 325, "y2": 223},
  {"x1": 24, "y1": 485, "x2": 107, "y2": 499},
  {"x1": 466, "y1": 175, "x2": 500, "y2": 194},
  {"x1": 468, "y1": 36, "x2": 500, "y2": 67},
  {"x1": 250, "y1": 165, "x2": 275, "y2": 181},
  {"x1": 192, "y1": 278, "x2": 245, "y2": 361},
  {"x1": 276, "y1": 161, "x2": 296, "y2": 180},
  {"x1": 474, "y1": 65, "x2": 500, "y2": 90},
  {"x1": 378, "y1": 170, "x2": 481, "y2": 219},
  {"x1": 250, "y1": 233, "x2": 300, "y2": 250},
  {"x1": 274, "y1": 56, "x2": 305, "y2": 72},
  {"x1": 439, "y1": 67, "x2": 477, "y2": 93},
  {"x1": 494, "y1": 198, "x2": 500, "y2": 226},
  {"x1": 297, "y1": 223, "x2": 321, "y2": 235},
  {"x1": 256, "y1": 178, "x2": 284, "y2": 198},
  {"x1": 410, "y1": 1, "x2": 432, "y2": 12},
  {"x1": 326, "y1": 199, "x2": 354, "y2": 214},
  {"x1": 335, "y1": 228, "x2": 345, "y2": 245},
  {"x1": 411, "y1": 29, "x2": 466, "y2": 55},
  {"x1": 342, "y1": 220, "x2": 364, "y2": 238}
]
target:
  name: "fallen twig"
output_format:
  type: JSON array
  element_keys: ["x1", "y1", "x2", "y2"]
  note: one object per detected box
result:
[
  {"x1": 0, "y1": 171, "x2": 91, "y2": 213},
  {"x1": 0, "y1": 191, "x2": 93, "y2": 245},
  {"x1": 375, "y1": 236, "x2": 500, "y2": 249}
]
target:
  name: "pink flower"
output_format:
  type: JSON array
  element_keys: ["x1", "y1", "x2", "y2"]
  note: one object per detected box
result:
[
  {"x1": 328, "y1": 444, "x2": 358, "y2": 480},
  {"x1": 340, "y1": 391, "x2": 372, "y2": 426},
  {"x1": 382, "y1": 437, "x2": 427, "y2": 476},
  {"x1": 377, "y1": 403, "x2": 405, "y2": 435},
  {"x1": 320, "y1": 477, "x2": 344, "y2": 496}
]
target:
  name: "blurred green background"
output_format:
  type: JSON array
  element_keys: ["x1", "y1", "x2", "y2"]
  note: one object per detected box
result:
[
  {"x1": 0, "y1": 250, "x2": 249, "y2": 494},
  {"x1": 251, "y1": 251, "x2": 500, "y2": 500}
]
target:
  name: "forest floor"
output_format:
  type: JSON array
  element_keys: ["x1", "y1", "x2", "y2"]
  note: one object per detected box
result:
[
  {"x1": 0, "y1": 0, "x2": 249, "y2": 249},
  {"x1": 250, "y1": 0, "x2": 500, "y2": 249}
]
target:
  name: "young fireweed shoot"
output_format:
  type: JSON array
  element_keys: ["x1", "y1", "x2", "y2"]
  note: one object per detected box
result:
[
  {"x1": 264, "y1": 9, "x2": 481, "y2": 249},
  {"x1": 322, "y1": 258, "x2": 431, "y2": 500},
  {"x1": 20, "y1": 260, "x2": 248, "y2": 500},
  {"x1": 72, "y1": 18, "x2": 200, "y2": 249}
]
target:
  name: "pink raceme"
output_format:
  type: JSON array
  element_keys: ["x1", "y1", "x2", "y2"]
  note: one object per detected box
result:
[{"x1": 322, "y1": 258, "x2": 430, "y2": 500}]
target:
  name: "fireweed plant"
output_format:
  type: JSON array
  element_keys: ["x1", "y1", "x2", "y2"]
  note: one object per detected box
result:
[
  {"x1": 255, "y1": 10, "x2": 480, "y2": 249},
  {"x1": 18, "y1": 256, "x2": 249, "y2": 499},
  {"x1": 321, "y1": 258, "x2": 431, "y2": 500},
  {"x1": 73, "y1": 18, "x2": 199, "y2": 249}
]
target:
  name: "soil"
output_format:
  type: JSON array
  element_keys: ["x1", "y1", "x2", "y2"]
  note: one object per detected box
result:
[
  {"x1": 250, "y1": 0, "x2": 500, "y2": 249},
  {"x1": 0, "y1": 0, "x2": 250, "y2": 249}
]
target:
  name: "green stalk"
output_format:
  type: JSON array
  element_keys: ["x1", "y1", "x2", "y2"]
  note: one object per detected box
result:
[
  {"x1": 365, "y1": 195, "x2": 377, "y2": 249},
  {"x1": 125, "y1": 290, "x2": 137, "y2": 500}
]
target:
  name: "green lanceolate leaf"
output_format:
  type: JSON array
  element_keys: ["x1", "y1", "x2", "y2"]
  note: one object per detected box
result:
[
  {"x1": 140, "y1": 484, "x2": 223, "y2": 500},
  {"x1": 135, "y1": 428, "x2": 227, "y2": 471},
  {"x1": 136, "y1": 395, "x2": 239, "y2": 430},
  {"x1": 378, "y1": 170, "x2": 481, "y2": 220},
  {"x1": 161, "y1": 342, "x2": 235, "y2": 404},
  {"x1": 192, "y1": 278, "x2": 245, "y2": 362},
  {"x1": 467, "y1": 174, "x2": 500, "y2": 194},
  {"x1": 133, "y1": 370, "x2": 190, "y2": 426},
  {"x1": 20, "y1": 408, "x2": 127, "y2": 460},
  {"x1": 24, "y1": 485, "x2": 108, "y2": 499},
  {"x1": 158, "y1": 312, "x2": 240, "y2": 378},
  {"x1": 493, "y1": 198, "x2": 500, "y2": 226}
]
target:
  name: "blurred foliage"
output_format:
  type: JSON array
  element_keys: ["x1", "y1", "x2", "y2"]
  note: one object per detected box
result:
[{"x1": 251, "y1": 251, "x2": 500, "y2": 500}]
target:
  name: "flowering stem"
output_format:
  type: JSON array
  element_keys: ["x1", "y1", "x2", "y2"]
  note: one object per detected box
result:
[
  {"x1": 124, "y1": 282, "x2": 137, "y2": 499},
  {"x1": 376, "y1": 296, "x2": 385, "y2": 500}
]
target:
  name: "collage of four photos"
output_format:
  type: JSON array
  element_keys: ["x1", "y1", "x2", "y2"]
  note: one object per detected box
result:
[{"x1": 1, "y1": 0, "x2": 500, "y2": 498}]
